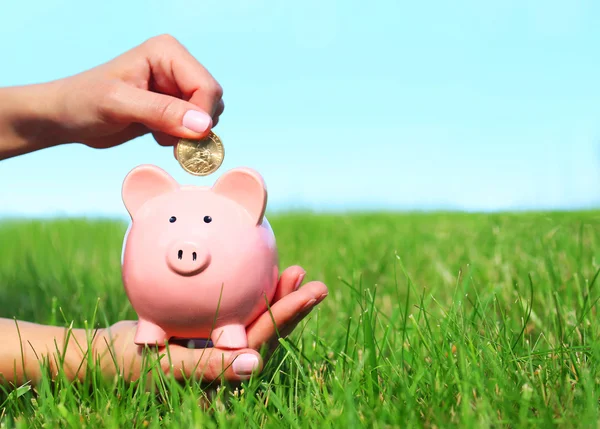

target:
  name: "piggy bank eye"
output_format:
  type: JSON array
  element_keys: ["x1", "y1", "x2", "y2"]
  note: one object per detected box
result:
[
  {"x1": 203, "y1": 216, "x2": 212, "y2": 223},
  {"x1": 169, "y1": 216, "x2": 177, "y2": 223}
]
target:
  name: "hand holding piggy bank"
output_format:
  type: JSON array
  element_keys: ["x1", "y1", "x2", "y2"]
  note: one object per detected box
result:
[{"x1": 120, "y1": 164, "x2": 279, "y2": 350}]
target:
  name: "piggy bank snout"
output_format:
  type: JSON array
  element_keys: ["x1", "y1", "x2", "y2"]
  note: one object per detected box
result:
[{"x1": 166, "y1": 241, "x2": 211, "y2": 276}]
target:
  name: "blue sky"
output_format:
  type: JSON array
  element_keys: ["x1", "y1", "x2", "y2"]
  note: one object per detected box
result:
[{"x1": 1, "y1": 0, "x2": 599, "y2": 217}]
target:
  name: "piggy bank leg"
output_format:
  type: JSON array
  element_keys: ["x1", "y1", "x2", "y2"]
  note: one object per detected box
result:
[
  {"x1": 134, "y1": 319, "x2": 169, "y2": 346},
  {"x1": 211, "y1": 324, "x2": 248, "y2": 349}
]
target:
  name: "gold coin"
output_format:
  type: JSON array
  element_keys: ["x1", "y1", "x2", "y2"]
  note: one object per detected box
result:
[{"x1": 176, "y1": 131, "x2": 225, "y2": 176}]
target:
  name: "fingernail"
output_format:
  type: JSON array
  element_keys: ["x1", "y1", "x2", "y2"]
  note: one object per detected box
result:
[
  {"x1": 182, "y1": 110, "x2": 211, "y2": 133},
  {"x1": 316, "y1": 292, "x2": 328, "y2": 303},
  {"x1": 232, "y1": 353, "x2": 259, "y2": 376},
  {"x1": 294, "y1": 272, "x2": 306, "y2": 290},
  {"x1": 300, "y1": 298, "x2": 317, "y2": 312}
]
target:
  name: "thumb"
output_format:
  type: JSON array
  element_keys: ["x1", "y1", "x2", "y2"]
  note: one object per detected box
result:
[
  {"x1": 102, "y1": 83, "x2": 213, "y2": 139},
  {"x1": 166, "y1": 345, "x2": 263, "y2": 382}
]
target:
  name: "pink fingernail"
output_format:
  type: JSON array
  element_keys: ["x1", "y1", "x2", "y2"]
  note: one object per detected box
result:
[
  {"x1": 300, "y1": 298, "x2": 317, "y2": 312},
  {"x1": 232, "y1": 353, "x2": 259, "y2": 376},
  {"x1": 182, "y1": 110, "x2": 211, "y2": 133},
  {"x1": 316, "y1": 292, "x2": 328, "y2": 303},
  {"x1": 294, "y1": 272, "x2": 306, "y2": 290}
]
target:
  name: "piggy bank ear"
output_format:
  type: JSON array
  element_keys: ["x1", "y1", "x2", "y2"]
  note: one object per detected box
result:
[
  {"x1": 122, "y1": 165, "x2": 179, "y2": 218},
  {"x1": 212, "y1": 168, "x2": 267, "y2": 225}
]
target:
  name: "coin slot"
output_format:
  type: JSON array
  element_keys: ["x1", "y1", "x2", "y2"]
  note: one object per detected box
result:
[
  {"x1": 192, "y1": 252, "x2": 197, "y2": 261},
  {"x1": 178, "y1": 250, "x2": 183, "y2": 260}
]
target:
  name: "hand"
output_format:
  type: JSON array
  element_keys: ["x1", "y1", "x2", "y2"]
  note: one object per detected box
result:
[
  {"x1": 91, "y1": 266, "x2": 328, "y2": 384},
  {"x1": 0, "y1": 34, "x2": 224, "y2": 160},
  {"x1": 51, "y1": 34, "x2": 223, "y2": 150}
]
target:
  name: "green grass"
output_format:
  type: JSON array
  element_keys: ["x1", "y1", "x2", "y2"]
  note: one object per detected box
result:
[{"x1": 1, "y1": 211, "x2": 600, "y2": 427}]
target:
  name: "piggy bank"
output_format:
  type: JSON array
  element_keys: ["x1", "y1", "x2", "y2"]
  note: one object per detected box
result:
[{"x1": 120, "y1": 164, "x2": 279, "y2": 349}]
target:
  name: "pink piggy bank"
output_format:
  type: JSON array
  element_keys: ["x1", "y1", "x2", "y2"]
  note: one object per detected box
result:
[{"x1": 120, "y1": 164, "x2": 279, "y2": 349}]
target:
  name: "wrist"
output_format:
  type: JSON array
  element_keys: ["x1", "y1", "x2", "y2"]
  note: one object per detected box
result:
[
  {"x1": 30, "y1": 324, "x2": 93, "y2": 384},
  {"x1": 0, "y1": 81, "x2": 68, "y2": 159}
]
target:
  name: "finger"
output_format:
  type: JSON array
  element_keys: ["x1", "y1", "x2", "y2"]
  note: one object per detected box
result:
[
  {"x1": 82, "y1": 123, "x2": 150, "y2": 148},
  {"x1": 260, "y1": 297, "x2": 325, "y2": 361},
  {"x1": 153, "y1": 132, "x2": 178, "y2": 148},
  {"x1": 164, "y1": 344, "x2": 263, "y2": 382},
  {"x1": 152, "y1": 98, "x2": 222, "y2": 147},
  {"x1": 272, "y1": 265, "x2": 306, "y2": 303},
  {"x1": 212, "y1": 99, "x2": 225, "y2": 123},
  {"x1": 247, "y1": 281, "x2": 328, "y2": 349},
  {"x1": 100, "y1": 82, "x2": 213, "y2": 140},
  {"x1": 277, "y1": 300, "x2": 322, "y2": 339},
  {"x1": 142, "y1": 35, "x2": 223, "y2": 118},
  {"x1": 211, "y1": 100, "x2": 224, "y2": 127}
]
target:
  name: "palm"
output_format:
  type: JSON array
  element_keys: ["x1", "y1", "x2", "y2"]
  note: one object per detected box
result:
[{"x1": 92, "y1": 265, "x2": 327, "y2": 383}]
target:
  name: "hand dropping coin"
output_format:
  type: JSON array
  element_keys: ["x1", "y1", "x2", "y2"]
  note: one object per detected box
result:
[{"x1": 175, "y1": 131, "x2": 225, "y2": 176}]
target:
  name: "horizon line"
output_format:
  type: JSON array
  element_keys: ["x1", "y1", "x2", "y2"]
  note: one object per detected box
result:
[{"x1": 1, "y1": 203, "x2": 599, "y2": 222}]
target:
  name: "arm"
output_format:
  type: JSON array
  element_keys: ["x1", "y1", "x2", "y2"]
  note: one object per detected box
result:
[
  {"x1": 0, "y1": 266, "x2": 327, "y2": 386},
  {"x1": 0, "y1": 318, "x2": 89, "y2": 385},
  {"x1": 0, "y1": 83, "x2": 65, "y2": 160},
  {"x1": 0, "y1": 34, "x2": 224, "y2": 161}
]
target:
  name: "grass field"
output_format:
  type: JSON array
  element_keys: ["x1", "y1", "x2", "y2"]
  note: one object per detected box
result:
[{"x1": 1, "y1": 211, "x2": 600, "y2": 428}]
